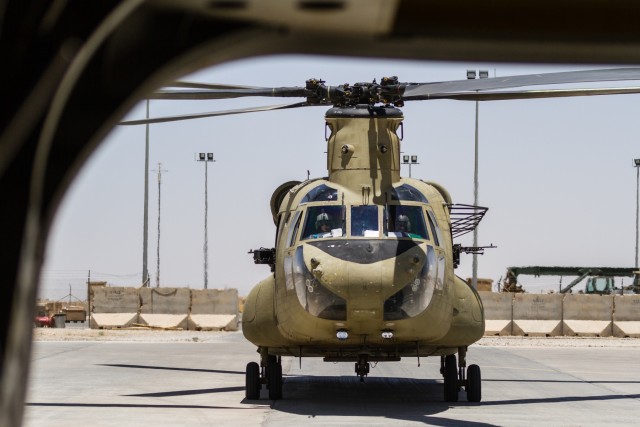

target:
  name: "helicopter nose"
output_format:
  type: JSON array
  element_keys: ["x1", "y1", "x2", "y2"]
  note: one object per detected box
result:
[
  {"x1": 303, "y1": 240, "x2": 426, "y2": 299},
  {"x1": 305, "y1": 239, "x2": 421, "y2": 263}
]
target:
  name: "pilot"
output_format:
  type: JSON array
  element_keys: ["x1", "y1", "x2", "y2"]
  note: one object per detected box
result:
[
  {"x1": 315, "y1": 212, "x2": 333, "y2": 234},
  {"x1": 395, "y1": 214, "x2": 411, "y2": 233}
]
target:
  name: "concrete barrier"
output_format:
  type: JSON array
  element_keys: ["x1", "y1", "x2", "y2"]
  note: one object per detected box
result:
[
  {"x1": 91, "y1": 287, "x2": 139, "y2": 329},
  {"x1": 91, "y1": 313, "x2": 138, "y2": 329},
  {"x1": 479, "y1": 292, "x2": 513, "y2": 336},
  {"x1": 93, "y1": 287, "x2": 139, "y2": 313},
  {"x1": 613, "y1": 295, "x2": 640, "y2": 337},
  {"x1": 563, "y1": 294, "x2": 613, "y2": 337},
  {"x1": 138, "y1": 314, "x2": 189, "y2": 330},
  {"x1": 88, "y1": 286, "x2": 243, "y2": 330},
  {"x1": 140, "y1": 288, "x2": 190, "y2": 329},
  {"x1": 189, "y1": 289, "x2": 239, "y2": 331},
  {"x1": 512, "y1": 294, "x2": 563, "y2": 336}
]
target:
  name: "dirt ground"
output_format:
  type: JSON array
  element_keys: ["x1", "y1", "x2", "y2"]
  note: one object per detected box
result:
[{"x1": 31, "y1": 327, "x2": 640, "y2": 347}]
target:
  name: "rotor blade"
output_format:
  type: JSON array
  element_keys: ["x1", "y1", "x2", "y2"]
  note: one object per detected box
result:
[
  {"x1": 150, "y1": 86, "x2": 308, "y2": 100},
  {"x1": 402, "y1": 67, "x2": 640, "y2": 99},
  {"x1": 169, "y1": 81, "x2": 263, "y2": 90},
  {"x1": 420, "y1": 86, "x2": 640, "y2": 101},
  {"x1": 119, "y1": 102, "x2": 312, "y2": 125}
]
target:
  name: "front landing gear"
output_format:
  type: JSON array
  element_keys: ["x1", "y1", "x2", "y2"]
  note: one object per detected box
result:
[
  {"x1": 443, "y1": 354, "x2": 459, "y2": 402},
  {"x1": 354, "y1": 355, "x2": 370, "y2": 382},
  {"x1": 245, "y1": 362, "x2": 261, "y2": 400},
  {"x1": 441, "y1": 347, "x2": 482, "y2": 403},
  {"x1": 245, "y1": 350, "x2": 283, "y2": 400},
  {"x1": 466, "y1": 364, "x2": 481, "y2": 402}
]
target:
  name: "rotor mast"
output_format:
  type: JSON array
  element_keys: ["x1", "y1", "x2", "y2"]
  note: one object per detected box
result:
[{"x1": 325, "y1": 105, "x2": 403, "y2": 199}]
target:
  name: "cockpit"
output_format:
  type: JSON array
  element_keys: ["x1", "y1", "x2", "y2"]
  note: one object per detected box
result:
[
  {"x1": 276, "y1": 182, "x2": 447, "y2": 322},
  {"x1": 299, "y1": 204, "x2": 434, "y2": 241},
  {"x1": 280, "y1": 183, "x2": 443, "y2": 245}
]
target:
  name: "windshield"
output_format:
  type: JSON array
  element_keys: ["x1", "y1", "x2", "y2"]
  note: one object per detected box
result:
[
  {"x1": 386, "y1": 205, "x2": 429, "y2": 239},
  {"x1": 351, "y1": 205, "x2": 379, "y2": 237},
  {"x1": 299, "y1": 204, "x2": 431, "y2": 242},
  {"x1": 301, "y1": 206, "x2": 345, "y2": 240}
]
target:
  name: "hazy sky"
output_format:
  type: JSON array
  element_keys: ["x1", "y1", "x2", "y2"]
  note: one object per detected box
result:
[{"x1": 39, "y1": 56, "x2": 640, "y2": 301}]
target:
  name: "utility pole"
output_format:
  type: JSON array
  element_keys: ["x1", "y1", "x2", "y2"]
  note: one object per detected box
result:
[
  {"x1": 467, "y1": 69, "x2": 489, "y2": 289},
  {"x1": 142, "y1": 99, "x2": 150, "y2": 287},
  {"x1": 196, "y1": 153, "x2": 215, "y2": 289},
  {"x1": 153, "y1": 162, "x2": 168, "y2": 287},
  {"x1": 634, "y1": 158, "x2": 640, "y2": 268}
]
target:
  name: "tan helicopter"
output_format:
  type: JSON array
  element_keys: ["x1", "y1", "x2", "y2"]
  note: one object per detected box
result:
[{"x1": 121, "y1": 68, "x2": 640, "y2": 403}]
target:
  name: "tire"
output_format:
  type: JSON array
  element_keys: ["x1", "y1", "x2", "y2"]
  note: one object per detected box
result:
[
  {"x1": 443, "y1": 354, "x2": 459, "y2": 402},
  {"x1": 268, "y1": 362, "x2": 282, "y2": 400},
  {"x1": 266, "y1": 355, "x2": 277, "y2": 388},
  {"x1": 466, "y1": 364, "x2": 481, "y2": 403},
  {"x1": 245, "y1": 362, "x2": 261, "y2": 400}
]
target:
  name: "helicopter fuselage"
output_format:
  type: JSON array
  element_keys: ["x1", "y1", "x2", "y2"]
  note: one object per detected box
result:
[{"x1": 242, "y1": 105, "x2": 484, "y2": 361}]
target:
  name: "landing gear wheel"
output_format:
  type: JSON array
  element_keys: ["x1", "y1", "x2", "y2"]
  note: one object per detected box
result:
[
  {"x1": 268, "y1": 360, "x2": 282, "y2": 400},
  {"x1": 466, "y1": 364, "x2": 481, "y2": 403},
  {"x1": 443, "y1": 354, "x2": 459, "y2": 402},
  {"x1": 245, "y1": 362, "x2": 261, "y2": 400},
  {"x1": 265, "y1": 355, "x2": 277, "y2": 388}
]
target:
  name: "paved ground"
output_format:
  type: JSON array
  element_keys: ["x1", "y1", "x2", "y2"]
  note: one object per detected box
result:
[{"x1": 24, "y1": 329, "x2": 640, "y2": 426}]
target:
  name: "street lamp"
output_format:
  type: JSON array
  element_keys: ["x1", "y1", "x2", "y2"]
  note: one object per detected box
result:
[
  {"x1": 401, "y1": 154, "x2": 419, "y2": 177},
  {"x1": 467, "y1": 69, "x2": 489, "y2": 289},
  {"x1": 197, "y1": 153, "x2": 215, "y2": 289},
  {"x1": 634, "y1": 158, "x2": 640, "y2": 268}
]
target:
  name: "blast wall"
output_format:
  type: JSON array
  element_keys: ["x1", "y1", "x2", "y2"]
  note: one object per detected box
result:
[
  {"x1": 479, "y1": 292, "x2": 638, "y2": 336},
  {"x1": 90, "y1": 287, "x2": 238, "y2": 330}
]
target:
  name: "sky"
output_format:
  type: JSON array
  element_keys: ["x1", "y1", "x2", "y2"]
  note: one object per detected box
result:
[{"x1": 38, "y1": 56, "x2": 640, "y2": 301}]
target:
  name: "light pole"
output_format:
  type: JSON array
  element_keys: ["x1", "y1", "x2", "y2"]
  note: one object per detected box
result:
[
  {"x1": 634, "y1": 158, "x2": 640, "y2": 268},
  {"x1": 402, "y1": 154, "x2": 419, "y2": 177},
  {"x1": 467, "y1": 69, "x2": 489, "y2": 289},
  {"x1": 197, "y1": 153, "x2": 215, "y2": 289}
]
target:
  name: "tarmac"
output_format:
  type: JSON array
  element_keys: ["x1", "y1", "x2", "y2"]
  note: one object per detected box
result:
[{"x1": 23, "y1": 327, "x2": 640, "y2": 426}]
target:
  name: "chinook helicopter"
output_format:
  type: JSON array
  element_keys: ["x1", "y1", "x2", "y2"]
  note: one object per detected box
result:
[{"x1": 121, "y1": 67, "x2": 640, "y2": 403}]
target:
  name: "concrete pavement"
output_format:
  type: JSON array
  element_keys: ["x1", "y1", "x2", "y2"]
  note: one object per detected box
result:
[{"x1": 24, "y1": 331, "x2": 640, "y2": 426}]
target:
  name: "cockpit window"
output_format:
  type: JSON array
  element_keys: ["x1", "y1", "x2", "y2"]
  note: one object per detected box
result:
[
  {"x1": 426, "y1": 210, "x2": 443, "y2": 246},
  {"x1": 300, "y1": 184, "x2": 339, "y2": 205},
  {"x1": 351, "y1": 205, "x2": 379, "y2": 237},
  {"x1": 389, "y1": 184, "x2": 429, "y2": 203},
  {"x1": 301, "y1": 206, "x2": 345, "y2": 240},
  {"x1": 386, "y1": 205, "x2": 429, "y2": 239},
  {"x1": 286, "y1": 211, "x2": 301, "y2": 247}
]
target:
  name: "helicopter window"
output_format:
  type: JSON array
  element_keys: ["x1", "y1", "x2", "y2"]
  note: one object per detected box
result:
[
  {"x1": 300, "y1": 184, "x2": 339, "y2": 205},
  {"x1": 351, "y1": 205, "x2": 379, "y2": 237},
  {"x1": 426, "y1": 210, "x2": 442, "y2": 246},
  {"x1": 386, "y1": 205, "x2": 429, "y2": 239},
  {"x1": 290, "y1": 246, "x2": 347, "y2": 320},
  {"x1": 389, "y1": 184, "x2": 429, "y2": 203},
  {"x1": 275, "y1": 212, "x2": 287, "y2": 247},
  {"x1": 301, "y1": 206, "x2": 345, "y2": 240},
  {"x1": 384, "y1": 246, "x2": 437, "y2": 320},
  {"x1": 286, "y1": 211, "x2": 302, "y2": 247}
]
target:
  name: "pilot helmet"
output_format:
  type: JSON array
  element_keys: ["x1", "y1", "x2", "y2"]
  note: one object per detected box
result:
[
  {"x1": 316, "y1": 212, "x2": 332, "y2": 228},
  {"x1": 397, "y1": 214, "x2": 411, "y2": 228}
]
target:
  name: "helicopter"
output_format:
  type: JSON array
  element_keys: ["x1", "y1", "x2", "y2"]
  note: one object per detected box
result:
[{"x1": 120, "y1": 68, "x2": 640, "y2": 403}]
